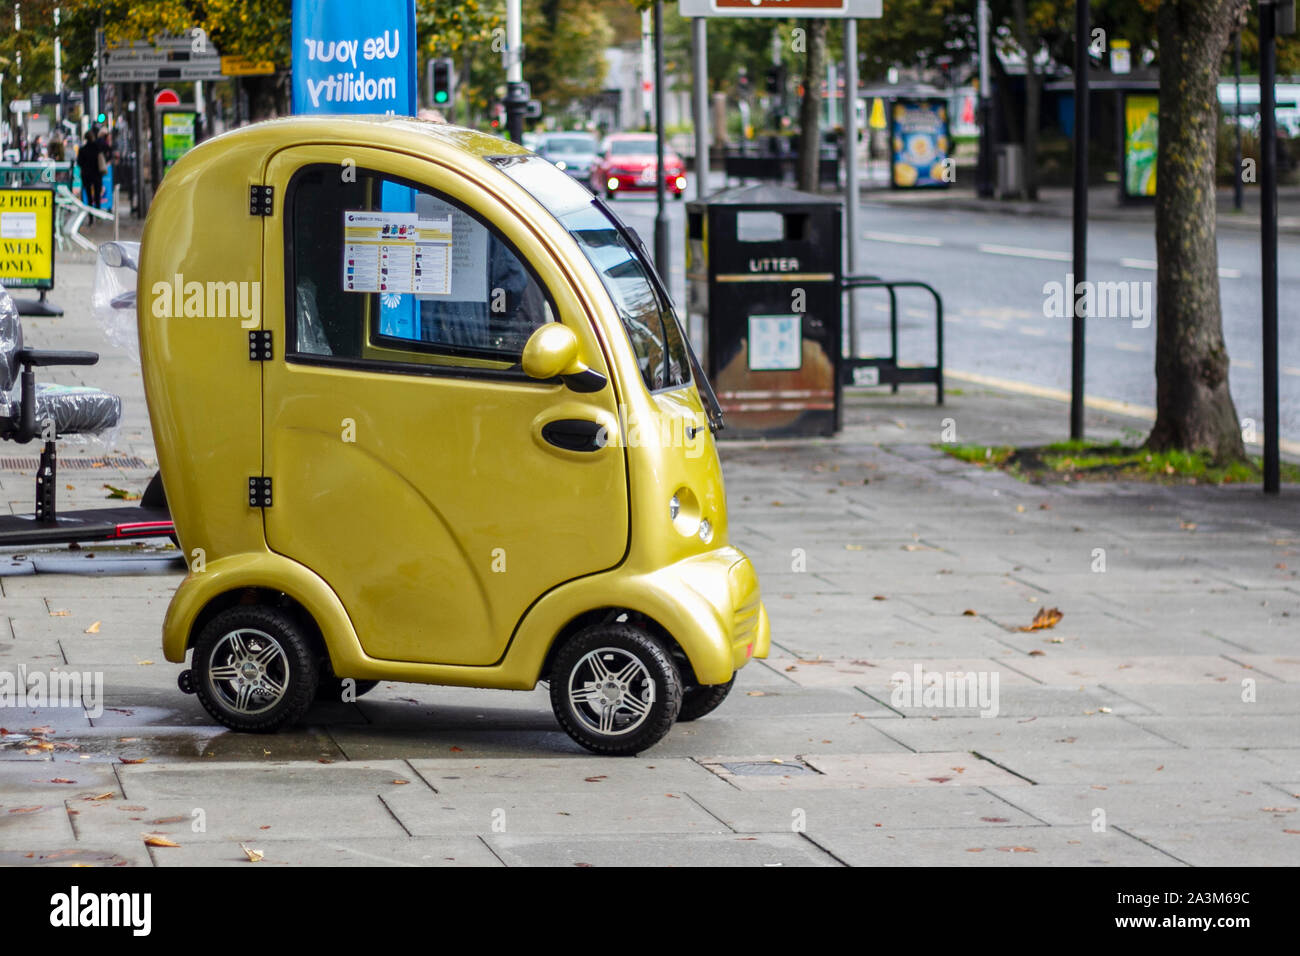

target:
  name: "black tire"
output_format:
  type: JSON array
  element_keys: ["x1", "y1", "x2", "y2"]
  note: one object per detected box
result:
[
  {"x1": 191, "y1": 605, "x2": 319, "y2": 733},
  {"x1": 549, "y1": 623, "x2": 681, "y2": 756},
  {"x1": 678, "y1": 675, "x2": 735, "y2": 721},
  {"x1": 315, "y1": 676, "x2": 380, "y2": 702}
]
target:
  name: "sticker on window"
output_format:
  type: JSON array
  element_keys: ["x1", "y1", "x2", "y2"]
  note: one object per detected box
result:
[
  {"x1": 748, "y1": 314, "x2": 802, "y2": 371},
  {"x1": 342, "y1": 210, "x2": 452, "y2": 296}
]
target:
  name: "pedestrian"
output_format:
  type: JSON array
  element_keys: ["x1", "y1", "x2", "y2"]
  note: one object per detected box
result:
[{"x1": 78, "y1": 129, "x2": 105, "y2": 209}]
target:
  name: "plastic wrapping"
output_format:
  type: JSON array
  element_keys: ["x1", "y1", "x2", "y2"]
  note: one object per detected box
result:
[
  {"x1": 0, "y1": 283, "x2": 123, "y2": 449},
  {"x1": 92, "y1": 241, "x2": 141, "y2": 361},
  {"x1": 0, "y1": 285, "x2": 21, "y2": 394}
]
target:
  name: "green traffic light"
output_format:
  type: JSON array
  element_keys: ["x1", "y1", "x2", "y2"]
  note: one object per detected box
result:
[
  {"x1": 97, "y1": 113, "x2": 106, "y2": 123},
  {"x1": 434, "y1": 92, "x2": 448, "y2": 104}
]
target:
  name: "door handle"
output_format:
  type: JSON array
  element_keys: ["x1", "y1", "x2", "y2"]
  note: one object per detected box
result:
[{"x1": 541, "y1": 419, "x2": 608, "y2": 453}]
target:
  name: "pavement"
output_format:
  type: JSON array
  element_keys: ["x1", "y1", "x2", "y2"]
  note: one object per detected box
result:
[{"x1": 1, "y1": 223, "x2": 1298, "y2": 868}]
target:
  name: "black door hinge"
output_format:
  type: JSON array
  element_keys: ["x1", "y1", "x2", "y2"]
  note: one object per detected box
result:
[
  {"x1": 249, "y1": 185, "x2": 274, "y2": 216},
  {"x1": 248, "y1": 476, "x2": 272, "y2": 508},
  {"x1": 248, "y1": 329, "x2": 272, "y2": 360}
]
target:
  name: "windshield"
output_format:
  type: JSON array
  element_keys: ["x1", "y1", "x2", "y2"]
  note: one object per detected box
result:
[
  {"x1": 608, "y1": 139, "x2": 655, "y2": 156},
  {"x1": 544, "y1": 136, "x2": 596, "y2": 154},
  {"x1": 488, "y1": 154, "x2": 713, "y2": 406}
]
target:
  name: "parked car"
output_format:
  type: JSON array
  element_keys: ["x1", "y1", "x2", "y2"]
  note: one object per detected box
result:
[
  {"x1": 537, "y1": 131, "x2": 599, "y2": 183},
  {"x1": 591, "y1": 133, "x2": 687, "y2": 200}
]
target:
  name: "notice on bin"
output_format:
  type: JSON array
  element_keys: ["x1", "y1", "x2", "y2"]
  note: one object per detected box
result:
[
  {"x1": 748, "y1": 314, "x2": 802, "y2": 371},
  {"x1": 0, "y1": 187, "x2": 56, "y2": 290},
  {"x1": 342, "y1": 210, "x2": 453, "y2": 295}
]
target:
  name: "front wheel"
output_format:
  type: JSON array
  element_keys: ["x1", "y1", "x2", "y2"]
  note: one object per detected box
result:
[
  {"x1": 549, "y1": 623, "x2": 681, "y2": 756},
  {"x1": 191, "y1": 606, "x2": 319, "y2": 733},
  {"x1": 678, "y1": 675, "x2": 735, "y2": 721}
]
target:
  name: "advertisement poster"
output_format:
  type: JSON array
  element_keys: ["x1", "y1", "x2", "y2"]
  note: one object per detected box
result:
[
  {"x1": 1124, "y1": 94, "x2": 1159, "y2": 199},
  {"x1": 291, "y1": 0, "x2": 418, "y2": 116},
  {"x1": 161, "y1": 112, "x2": 198, "y2": 175},
  {"x1": 889, "y1": 99, "x2": 951, "y2": 190},
  {"x1": 0, "y1": 187, "x2": 55, "y2": 290}
]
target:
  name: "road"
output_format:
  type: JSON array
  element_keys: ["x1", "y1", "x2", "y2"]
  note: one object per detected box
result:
[{"x1": 612, "y1": 189, "x2": 1300, "y2": 446}]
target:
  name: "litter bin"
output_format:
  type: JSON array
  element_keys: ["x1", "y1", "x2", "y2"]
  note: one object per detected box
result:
[{"x1": 685, "y1": 184, "x2": 843, "y2": 438}]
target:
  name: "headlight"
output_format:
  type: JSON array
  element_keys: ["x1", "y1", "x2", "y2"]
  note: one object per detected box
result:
[
  {"x1": 698, "y1": 518, "x2": 713, "y2": 543},
  {"x1": 607, "y1": 177, "x2": 619, "y2": 190},
  {"x1": 675, "y1": 176, "x2": 686, "y2": 189},
  {"x1": 556, "y1": 160, "x2": 567, "y2": 170}
]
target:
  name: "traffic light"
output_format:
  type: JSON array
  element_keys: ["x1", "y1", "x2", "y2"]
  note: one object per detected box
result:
[
  {"x1": 428, "y1": 58, "x2": 456, "y2": 108},
  {"x1": 97, "y1": 113, "x2": 106, "y2": 124},
  {"x1": 765, "y1": 65, "x2": 785, "y2": 94}
]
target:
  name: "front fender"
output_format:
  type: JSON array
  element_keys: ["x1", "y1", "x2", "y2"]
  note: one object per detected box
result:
[{"x1": 507, "y1": 546, "x2": 768, "y2": 687}]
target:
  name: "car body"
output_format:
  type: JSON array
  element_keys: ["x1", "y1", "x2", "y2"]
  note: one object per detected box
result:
[
  {"x1": 591, "y1": 133, "x2": 687, "y2": 200},
  {"x1": 536, "y1": 131, "x2": 600, "y2": 182},
  {"x1": 139, "y1": 116, "x2": 767, "y2": 754}
]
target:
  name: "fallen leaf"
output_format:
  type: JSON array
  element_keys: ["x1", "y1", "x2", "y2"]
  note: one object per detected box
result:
[
  {"x1": 136, "y1": 660, "x2": 154, "y2": 666},
  {"x1": 746, "y1": 690, "x2": 767, "y2": 697},
  {"x1": 962, "y1": 609, "x2": 977, "y2": 616},
  {"x1": 143, "y1": 836, "x2": 181, "y2": 848},
  {"x1": 240, "y1": 844, "x2": 264, "y2": 862},
  {"x1": 391, "y1": 779, "x2": 410, "y2": 785},
  {"x1": 103, "y1": 484, "x2": 141, "y2": 501},
  {"x1": 9, "y1": 806, "x2": 42, "y2": 813},
  {"x1": 584, "y1": 775, "x2": 607, "y2": 783},
  {"x1": 1099, "y1": 706, "x2": 1112, "y2": 714},
  {"x1": 1263, "y1": 806, "x2": 1297, "y2": 813},
  {"x1": 1019, "y1": 607, "x2": 1064, "y2": 632},
  {"x1": 980, "y1": 817, "x2": 1010, "y2": 823},
  {"x1": 997, "y1": 846, "x2": 1037, "y2": 853},
  {"x1": 449, "y1": 746, "x2": 463, "y2": 752},
  {"x1": 49, "y1": 609, "x2": 71, "y2": 617},
  {"x1": 119, "y1": 757, "x2": 148, "y2": 765},
  {"x1": 87, "y1": 792, "x2": 115, "y2": 801},
  {"x1": 928, "y1": 776, "x2": 953, "y2": 784},
  {"x1": 1027, "y1": 649, "x2": 1046, "y2": 657},
  {"x1": 150, "y1": 816, "x2": 187, "y2": 825},
  {"x1": 966, "y1": 847, "x2": 985, "y2": 853},
  {"x1": 872, "y1": 595, "x2": 887, "y2": 601},
  {"x1": 845, "y1": 544, "x2": 863, "y2": 551},
  {"x1": 49, "y1": 778, "x2": 76, "y2": 784}
]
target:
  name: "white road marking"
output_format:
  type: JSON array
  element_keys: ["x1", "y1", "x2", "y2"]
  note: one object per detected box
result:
[
  {"x1": 977, "y1": 243, "x2": 1072, "y2": 262},
  {"x1": 862, "y1": 231, "x2": 944, "y2": 246},
  {"x1": 1115, "y1": 257, "x2": 1239, "y2": 278}
]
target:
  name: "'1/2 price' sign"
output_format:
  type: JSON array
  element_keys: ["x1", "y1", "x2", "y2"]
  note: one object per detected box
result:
[{"x1": 0, "y1": 188, "x2": 56, "y2": 291}]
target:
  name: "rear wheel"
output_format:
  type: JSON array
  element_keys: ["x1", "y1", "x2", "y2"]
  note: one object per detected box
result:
[
  {"x1": 191, "y1": 606, "x2": 319, "y2": 732},
  {"x1": 549, "y1": 623, "x2": 681, "y2": 756},
  {"x1": 678, "y1": 675, "x2": 735, "y2": 721}
]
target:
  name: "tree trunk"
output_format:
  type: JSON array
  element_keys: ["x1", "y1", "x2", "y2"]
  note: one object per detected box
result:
[
  {"x1": 1147, "y1": 0, "x2": 1246, "y2": 462},
  {"x1": 797, "y1": 19, "x2": 827, "y2": 192}
]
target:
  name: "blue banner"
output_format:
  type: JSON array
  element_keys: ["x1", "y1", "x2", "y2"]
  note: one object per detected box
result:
[{"x1": 291, "y1": 0, "x2": 417, "y2": 116}]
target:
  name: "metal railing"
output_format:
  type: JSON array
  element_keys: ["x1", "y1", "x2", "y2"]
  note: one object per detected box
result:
[{"x1": 840, "y1": 275, "x2": 944, "y2": 405}]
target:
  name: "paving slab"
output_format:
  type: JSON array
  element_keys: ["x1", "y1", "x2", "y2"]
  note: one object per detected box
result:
[
  {"x1": 485, "y1": 832, "x2": 840, "y2": 867},
  {"x1": 807, "y1": 824, "x2": 1183, "y2": 867}
]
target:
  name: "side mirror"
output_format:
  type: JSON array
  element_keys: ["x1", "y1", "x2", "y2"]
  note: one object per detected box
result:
[
  {"x1": 99, "y1": 241, "x2": 137, "y2": 271},
  {"x1": 521, "y1": 323, "x2": 605, "y2": 393}
]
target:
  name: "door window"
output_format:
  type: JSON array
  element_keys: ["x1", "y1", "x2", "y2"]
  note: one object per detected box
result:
[{"x1": 287, "y1": 165, "x2": 553, "y2": 372}]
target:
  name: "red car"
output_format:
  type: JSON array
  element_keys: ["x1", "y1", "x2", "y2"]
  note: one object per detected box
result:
[{"x1": 591, "y1": 133, "x2": 687, "y2": 200}]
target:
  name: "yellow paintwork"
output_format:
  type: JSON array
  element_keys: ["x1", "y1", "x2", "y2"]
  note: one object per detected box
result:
[{"x1": 142, "y1": 115, "x2": 767, "y2": 690}]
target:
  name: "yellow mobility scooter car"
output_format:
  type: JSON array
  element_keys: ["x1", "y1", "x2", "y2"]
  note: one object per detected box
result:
[{"x1": 141, "y1": 117, "x2": 769, "y2": 755}]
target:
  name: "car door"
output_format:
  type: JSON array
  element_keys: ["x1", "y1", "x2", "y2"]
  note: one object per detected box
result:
[{"x1": 259, "y1": 146, "x2": 628, "y2": 667}]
